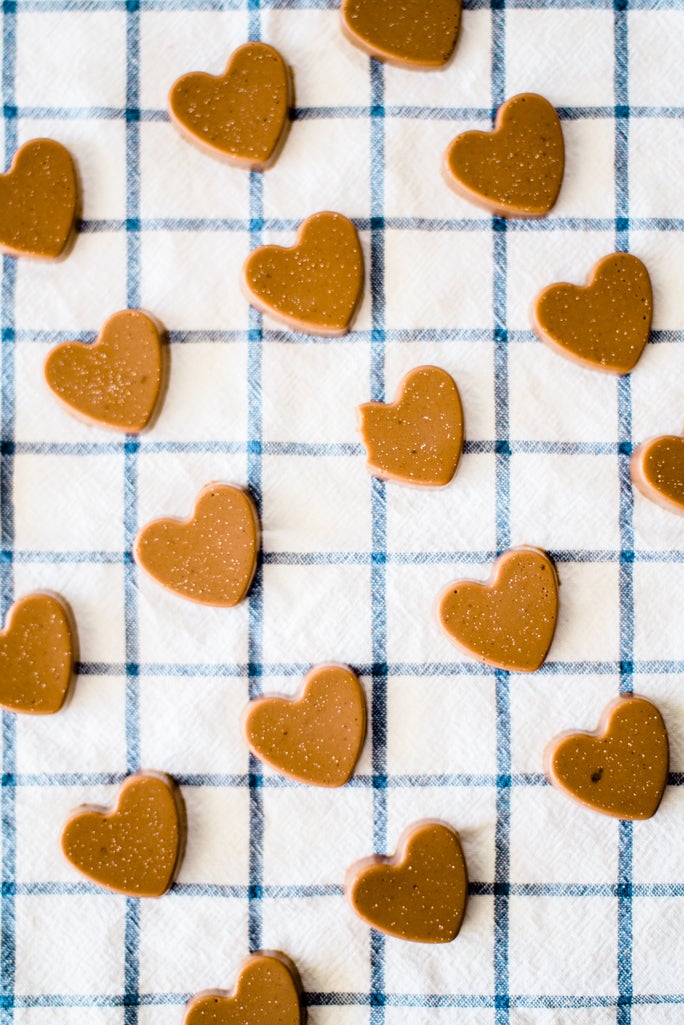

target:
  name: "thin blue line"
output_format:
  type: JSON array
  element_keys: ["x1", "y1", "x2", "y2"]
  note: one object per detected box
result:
[
  {"x1": 0, "y1": 3, "x2": 17, "y2": 1022},
  {"x1": 4, "y1": 0, "x2": 684, "y2": 9},
  {"x1": 369, "y1": 54, "x2": 387, "y2": 1025}
]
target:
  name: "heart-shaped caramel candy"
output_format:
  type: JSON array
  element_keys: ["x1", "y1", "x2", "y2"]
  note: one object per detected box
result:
[
  {"x1": 341, "y1": 0, "x2": 461, "y2": 70},
  {"x1": 44, "y1": 309, "x2": 165, "y2": 433},
  {"x1": 631, "y1": 434, "x2": 684, "y2": 515},
  {"x1": 544, "y1": 695, "x2": 669, "y2": 820},
  {"x1": 243, "y1": 664, "x2": 366, "y2": 788},
  {"x1": 346, "y1": 821, "x2": 468, "y2": 943},
  {"x1": 443, "y1": 94, "x2": 564, "y2": 218},
  {"x1": 169, "y1": 42, "x2": 291, "y2": 170},
  {"x1": 0, "y1": 592, "x2": 75, "y2": 715},
  {"x1": 437, "y1": 547, "x2": 559, "y2": 672},
  {"x1": 532, "y1": 253, "x2": 652, "y2": 375},
  {"x1": 358, "y1": 365, "x2": 464, "y2": 487},
  {"x1": 0, "y1": 139, "x2": 77, "y2": 259},
  {"x1": 134, "y1": 483, "x2": 260, "y2": 607},
  {"x1": 61, "y1": 772, "x2": 186, "y2": 897},
  {"x1": 184, "y1": 952, "x2": 305, "y2": 1025},
  {"x1": 242, "y1": 211, "x2": 364, "y2": 337}
]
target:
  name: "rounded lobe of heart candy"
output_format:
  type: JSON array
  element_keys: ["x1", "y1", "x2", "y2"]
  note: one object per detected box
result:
[
  {"x1": 184, "y1": 952, "x2": 305, "y2": 1025},
  {"x1": 345, "y1": 820, "x2": 468, "y2": 943},
  {"x1": 340, "y1": 0, "x2": 462, "y2": 70},
  {"x1": 0, "y1": 138, "x2": 78, "y2": 259},
  {"x1": 242, "y1": 664, "x2": 366, "y2": 788},
  {"x1": 532, "y1": 253, "x2": 653, "y2": 375},
  {"x1": 169, "y1": 42, "x2": 291, "y2": 170},
  {"x1": 61, "y1": 772, "x2": 187, "y2": 897},
  {"x1": 0, "y1": 592, "x2": 75, "y2": 715},
  {"x1": 630, "y1": 434, "x2": 684, "y2": 516},
  {"x1": 44, "y1": 309, "x2": 165, "y2": 433},
  {"x1": 437, "y1": 546, "x2": 559, "y2": 672},
  {"x1": 134, "y1": 483, "x2": 260, "y2": 607},
  {"x1": 358, "y1": 365, "x2": 464, "y2": 487},
  {"x1": 242, "y1": 211, "x2": 364, "y2": 337},
  {"x1": 544, "y1": 695, "x2": 669, "y2": 820},
  {"x1": 443, "y1": 93, "x2": 564, "y2": 217}
]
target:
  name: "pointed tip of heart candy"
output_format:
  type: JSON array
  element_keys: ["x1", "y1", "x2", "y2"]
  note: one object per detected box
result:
[
  {"x1": 630, "y1": 434, "x2": 684, "y2": 516},
  {"x1": 184, "y1": 951, "x2": 306, "y2": 1025},
  {"x1": 61, "y1": 771, "x2": 187, "y2": 897},
  {"x1": 340, "y1": 0, "x2": 462, "y2": 70},
  {"x1": 0, "y1": 591, "x2": 77, "y2": 715},
  {"x1": 544, "y1": 694, "x2": 669, "y2": 820},
  {"x1": 0, "y1": 138, "x2": 79, "y2": 260}
]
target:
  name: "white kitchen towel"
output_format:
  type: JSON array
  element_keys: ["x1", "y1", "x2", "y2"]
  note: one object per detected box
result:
[{"x1": 2, "y1": 2, "x2": 684, "y2": 1024}]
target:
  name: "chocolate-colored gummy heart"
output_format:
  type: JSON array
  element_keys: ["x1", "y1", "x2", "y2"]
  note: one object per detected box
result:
[
  {"x1": 346, "y1": 821, "x2": 468, "y2": 943},
  {"x1": 631, "y1": 434, "x2": 684, "y2": 516},
  {"x1": 340, "y1": 0, "x2": 461, "y2": 70},
  {"x1": 437, "y1": 546, "x2": 559, "y2": 672},
  {"x1": 0, "y1": 139, "x2": 77, "y2": 259},
  {"x1": 44, "y1": 309, "x2": 165, "y2": 433},
  {"x1": 242, "y1": 211, "x2": 364, "y2": 336},
  {"x1": 243, "y1": 664, "x2": 366, "y2": 788},
  {"x1": 443, "y1": 94, "x2": 564, "y2": 217},
  {"x1": 184, "y1": 952, "x2": 305, "y2": 1025},
  {"x1": 61, "y1": 772, "x2": 186, "y2": 897},
  {"x1": 544, "y1": 695, "x2": 669, "y2": 820},
  {"x1": 358, "y1": 365, "x2": 464, "y2": 487},
  {"x1": 134, "y1": 483, "x2": 260, "y2": 607},
  {"x1": 0, "y1": 592, "x2": 75, "y2": 715},
  {"x1": 169, "y1": 42, "x2": 291, "y2": 170},
  {"x1": 532, "y1": 253, "x2": 652, "y2": 375}
]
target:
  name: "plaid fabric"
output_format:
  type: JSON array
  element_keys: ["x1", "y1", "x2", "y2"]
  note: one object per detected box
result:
[{"x1": 1, "y1": 1, "x2": 683, "y2": 1023}]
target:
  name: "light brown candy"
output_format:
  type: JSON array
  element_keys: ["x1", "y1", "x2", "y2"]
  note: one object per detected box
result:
[
  {"x1": 340, "y1": 0, "x2": 461, "y2": 70},
  {"x1": 184, "y1": 952, "x2": 305, "y2": 1025},
  {"x1": 0, "y1": 592, "x2": 75, "y2": 715},
  {"x1": 443, "y1": 94, "x2": 564, "y2": 218},
  {"x1": 630, "y1": 434, "x2": 684, "y2": 516},
  {"x1": 544, "y1": 694, "x2": 669, "y2": 820},
  {"x1": 358, "y1": 365, "x2": 464, "y2": 487},
  {"x1": 532, "y1": 253, "x2": 652, "y2": 375},
  {"x1": 437, "y1": 546, "x2": 559, "y2": 673},
  {"x1": 134, "y1": 483, "x2": 259, "y2": 607},
  {"x1": 345, "y1": 821, "x2": 468, "y2": 943},
  {"x1": 168, "y1": 42, "x2": 291, "y2": 171},
  {"x1": 0, "y1": 139, "x2": 77, "y2": 259},
  {"x1": 242, "y1": 211, "x2": 364, "y2": 337},
  {"x1": 242, "y1": 664, "x2": 366, "y2": 788},
  {"x1": 44, "y1": 309, "x2": 166, "y2": 433},
  {"x1": 61, "y1": 772, "x2": 186, "y2": 897}
]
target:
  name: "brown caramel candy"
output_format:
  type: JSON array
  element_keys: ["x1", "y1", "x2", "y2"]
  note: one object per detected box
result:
[
  {"x1": 533, "y1": 253, "x2": 652, "y2": 375},
  {"x1": 443, "y1": 94, "x2": 564, "y2": 218},
  {"x1": 631, "y1": 435, "x2": 684, "y2": 516},
  {"x1": 544, "y1": 695, "x2": 669, "y2": 820},
  {"x1": 134, "y1": 483, "x2": 260, "y2": 607},
  {"x1": 340, "y1": 0, "x2": 461, "y2": 70},
  {"x1": 358, "y1": 365, "x2": 464, "y2": 487},
  {"x1": 242, "y1": 211, "x2": 364, "y2": 337},
  {"x1": 61, "y1": 772, "x2": 186, "y2": 897},
  {"x1": 169, "y1": 42, "x2": 291, "y2": 171},
  {"x1": 346, "y1": 821, "x2": 468, "y2": 943},
  {"x1": 184, "y1": 952, "x2": 305, "y2": 1025},
  {"x1": 243, "y1": 664, "x2": 366, "y2": 788},
  {"x1": 44, "y1": 309, "x2": 165, "y2": 433},
  {"x1": 0, "y1": 592, "x2": 75, "y2": 715},
  {"x1": 437, "y1": 547, "x2": 559, "y2": 673},
  {"x1": 0, "y1": 139, "x2": 77, "y2": 259}
]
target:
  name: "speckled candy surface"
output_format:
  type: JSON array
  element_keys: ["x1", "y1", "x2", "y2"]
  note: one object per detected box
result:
[
  {"x1": 134, "y1": 483, "x2": 260, "y2": 607},
  {"x1": 544, "y1": 695, "x2": 669, "y2": 820},
  {"x1": 358, "y1": 365, "x2": 464, "y2": 487},
  {"x1": 437, "y1": 546, "x2": 559, "y2": 672},
  {"x1": 340, "y1": 0, "x2": 461, "y2": 70},
  {"x1": 631, "y1": 434, "x2": 684, "y2": 516},
  {"x1": 0, "y1": 592, "x2": 74, "y2": 715},
  {"x1": 0, "y1": 138, "x2": 77, "y2": 259},
  {"x1": 61, "y1": 772, "x2": 186, "y2": 897},
  {"x1": 346, "y1": 820, "x2": 468, "y2": 943},
  {"x1": 169, "y1": 42, "x2": 291, "y2": 170}
]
